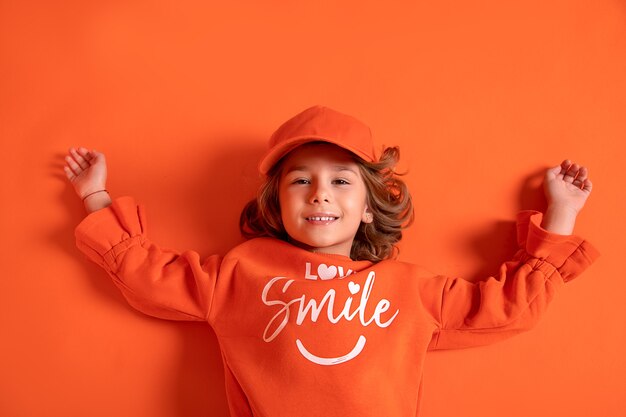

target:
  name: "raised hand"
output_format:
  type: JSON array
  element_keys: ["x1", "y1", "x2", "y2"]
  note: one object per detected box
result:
[
  {"x1": 543, "y1": 159, "x2": 593, "y2": 214},
  {"x1": 540, "y1": 159, "x2": 593, "y2": 235},
  {"x1": 63, "y1": 147, "x2": 108, "y2": 199}
]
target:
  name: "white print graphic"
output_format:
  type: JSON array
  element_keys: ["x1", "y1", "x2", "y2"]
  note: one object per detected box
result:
[
  {"x1": 305, "y1": 262, "x2": 354, "y2": 280},
  {"x1": 261, "y1": 262, "x2": 399, "y2": 366},
  {"x1": 296, "y1": 335, "x2": 367, "y2": 366}
]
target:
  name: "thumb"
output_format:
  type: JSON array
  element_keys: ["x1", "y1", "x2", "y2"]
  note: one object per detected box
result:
[
  {"x1": 545, "y1": 164, "x2": 562, "y2": 179},
  {"x1": 90, "y1": 149, "x2": 106, "y2": 160}
]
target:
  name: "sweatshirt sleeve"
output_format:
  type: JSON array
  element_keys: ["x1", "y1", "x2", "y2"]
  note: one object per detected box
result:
[
  {"x1": 74, "y1": 196, "x2": 220, "y2": 322},
  {"x1": 427, "y1": 210, "x2": 600, "y2": 350}
]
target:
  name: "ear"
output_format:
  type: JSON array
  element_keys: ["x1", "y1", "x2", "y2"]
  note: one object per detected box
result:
[{"x1": 362, "y1": 206, "x2": 374, "y2": 224}]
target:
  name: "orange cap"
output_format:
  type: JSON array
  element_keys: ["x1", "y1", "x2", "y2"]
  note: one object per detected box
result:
[{"x1": 258, "y1": 105, "x2": 377, "y2": 174}]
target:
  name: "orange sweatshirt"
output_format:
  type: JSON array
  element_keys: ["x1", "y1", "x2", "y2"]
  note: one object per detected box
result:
[{"x1": 74, "y1": 196, "x2": 599, "y2": 417}]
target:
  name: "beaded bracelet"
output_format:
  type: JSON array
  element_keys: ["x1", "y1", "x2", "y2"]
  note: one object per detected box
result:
[{"x1": 82, "y1": 189, "x2": 109, "y2": 201}]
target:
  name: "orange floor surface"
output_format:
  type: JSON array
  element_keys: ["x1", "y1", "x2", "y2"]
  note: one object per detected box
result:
[{"x1": 1, "y1": 1, "x2": 624, "y2": 416}]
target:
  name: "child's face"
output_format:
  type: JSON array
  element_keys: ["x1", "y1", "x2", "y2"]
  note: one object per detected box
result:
[{"x1": 278, "y1": 143, "x2": 373, "y2": 257}]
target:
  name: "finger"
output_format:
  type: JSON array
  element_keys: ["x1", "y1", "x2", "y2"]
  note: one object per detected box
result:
[
  {"x1": 560, "y1": 159, "x2": 572, "y2": 176},
  {"x1": 582, "y1": 178, "x2": 593, "y2": 193},
  {"x1": 63, "y1": 165, "x2": 75, "y2": 181},
  {"x1": 572, "y1": 166, "x2": 588, "y2": 188},
  {"x1": 563, "y1": 162, "x2": 579, "y2": 183},
  {"x1": 77, "y1": 147, "x2": 94, "y2": 162},
  {"x1": 69, "y1": 147, "x2": 89, "y2": 170},
  {"x1": 574, "y1": 166, "x2": 589, "y2": 186},
  {"x1": 64, "y1": 154, "x2": 83, "y2": 176}
]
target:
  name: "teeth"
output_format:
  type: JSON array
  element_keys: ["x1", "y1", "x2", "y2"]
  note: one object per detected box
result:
[{"x1": 308, "y1": 216, "x2": 336, "y2": 221}]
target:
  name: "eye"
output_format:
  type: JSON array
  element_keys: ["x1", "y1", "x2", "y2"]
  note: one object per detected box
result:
[
  {"x1": 292, "y1": 178, "x2": 311, "y2": 185},
  {"x1": 332, "y1": 179, "x2": 350, "y2": 185}
]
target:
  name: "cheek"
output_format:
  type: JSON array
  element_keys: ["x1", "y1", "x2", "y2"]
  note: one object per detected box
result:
[
  {"x1": 277, "y1": 184, "x2": 288, "y2": 209},
  {"x1": 346, "y1": 198, "x2": 365, "y2": 213},
  {"x1": 277, "y1": 197, "x2": 292, "y2": 230},
  {"x1": 278, "y1": 188, "x2": 300, "y2": 221},
  {"x1": 277, "y1": 187, "x2": 289, "y2": 206},
  {"x1": 348, "y1": 187, "x2": 369, "y2": 213}
]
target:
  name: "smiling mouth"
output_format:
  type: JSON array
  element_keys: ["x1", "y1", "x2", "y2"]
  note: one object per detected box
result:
[
  {"x1": 306, "y1": 216, "x2": 338, "y2": 221},
  {"x1": 305, "y1": 216, "x2": 339, "y2": 225}
]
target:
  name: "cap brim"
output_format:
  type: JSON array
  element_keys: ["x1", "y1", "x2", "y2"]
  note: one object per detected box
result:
[{"x1": 258, "y1": 135, "x2": 374, "y2": 175}]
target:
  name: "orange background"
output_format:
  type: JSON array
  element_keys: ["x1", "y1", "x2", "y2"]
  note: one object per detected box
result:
[{"x1": 1, "y1": 1, "x2": 624, "y2": 416}]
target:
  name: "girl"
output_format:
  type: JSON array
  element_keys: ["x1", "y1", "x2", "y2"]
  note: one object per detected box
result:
[{"x1": 64, "y1": 105, "x2": 599, "y2": 417}]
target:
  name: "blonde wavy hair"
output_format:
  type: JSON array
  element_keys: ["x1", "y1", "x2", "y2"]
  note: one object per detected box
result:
[{"x1": 239, "y1": 143, "x2": 414, "y2": 262}]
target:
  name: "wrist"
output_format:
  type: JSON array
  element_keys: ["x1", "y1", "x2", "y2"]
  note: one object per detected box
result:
[
  {"x1": 545, "y1": 202, "x2": 580, "y2": 215},
  {"x1": 541, "y1": 204, "x2": 579, "y2": 235},
  {"x1": 83, "y1": 190, "x2": 112, "y2": 213},
  {"x1": 81, "y1": 189, "x2": 108, "y2": 201}
]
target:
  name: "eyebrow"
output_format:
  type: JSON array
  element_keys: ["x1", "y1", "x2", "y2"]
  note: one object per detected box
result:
[{"x1": 284, "y1": 165, "x2": 359, "y2": 175}]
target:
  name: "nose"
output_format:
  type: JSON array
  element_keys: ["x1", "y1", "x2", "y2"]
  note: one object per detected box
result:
[{"x1": 308, "y1": 181, "x2": 332, "y2": 204}]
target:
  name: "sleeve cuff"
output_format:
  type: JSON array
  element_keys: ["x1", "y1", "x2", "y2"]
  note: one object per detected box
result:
[
  {"x1": 74, "y1": 196, "x2": 147, "y2": 269},
  {"x1": 516, "y1": 210, "x2": 600, "y2": 282}
]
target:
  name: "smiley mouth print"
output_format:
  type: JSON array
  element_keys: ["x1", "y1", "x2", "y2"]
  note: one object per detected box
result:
[
  {"x1": 296, "y1": 335, "x2": 367, "y2": 365},
  {"x1": 262, "y1": 269, "x2": 399, "y2": 366}
]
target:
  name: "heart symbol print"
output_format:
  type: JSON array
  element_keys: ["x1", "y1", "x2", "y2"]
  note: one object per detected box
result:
[
  {"x1": 348, "y1": 281, "x2": 360, "y2": 294},
  {"x1": 317, "y1": 264, "x2": 338, "y2": 280}
]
